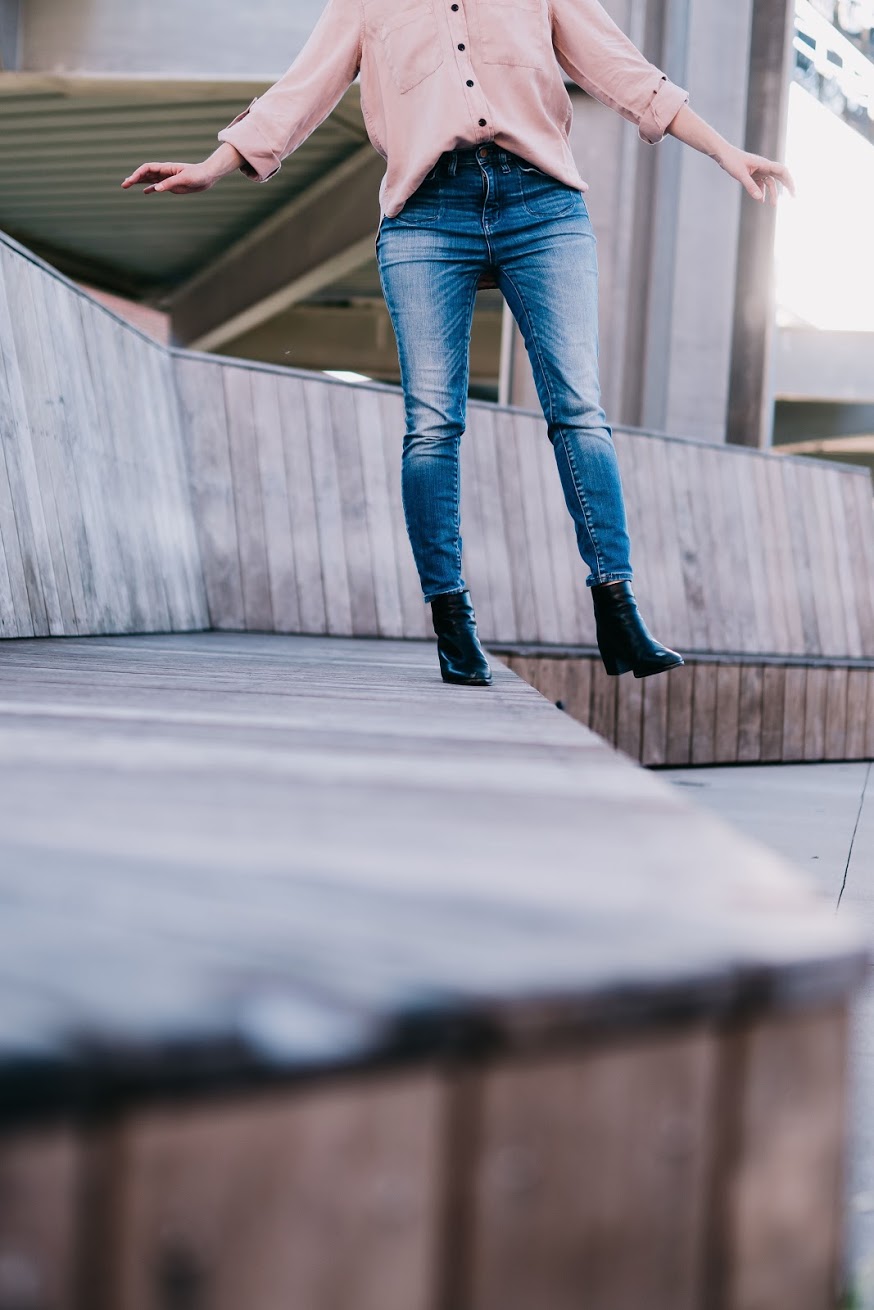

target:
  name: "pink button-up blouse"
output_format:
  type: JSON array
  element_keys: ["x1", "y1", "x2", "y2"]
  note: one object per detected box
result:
[{"x1": 217, "y1": 0, "x2": 690, "y2": 218}]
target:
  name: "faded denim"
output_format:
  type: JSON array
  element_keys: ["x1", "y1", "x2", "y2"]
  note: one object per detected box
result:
[{"x1": 377, "y1": 143, "x2": 634, "y2": 602}]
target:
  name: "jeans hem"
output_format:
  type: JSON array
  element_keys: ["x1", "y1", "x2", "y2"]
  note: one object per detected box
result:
[
  {"x1": 586, "y1": 571, "x2": 634, "y2": 588},
  {"x1": 423, "y1": 585, "x2": 467, "y2": 604}
]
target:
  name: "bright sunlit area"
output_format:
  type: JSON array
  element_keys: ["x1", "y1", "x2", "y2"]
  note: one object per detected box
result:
[{"x1": 776, "y1": 3, "x2": 874, "y2": 330}]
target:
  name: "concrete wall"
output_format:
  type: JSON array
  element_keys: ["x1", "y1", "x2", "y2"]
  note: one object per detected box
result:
[{"x1": 17, "y1": 0, "x2": 326, "y2": 76}]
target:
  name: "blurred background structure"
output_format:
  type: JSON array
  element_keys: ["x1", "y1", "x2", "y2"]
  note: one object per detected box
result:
[{"x1": 1, "y1": 0, "x2": 874, "y2": 467}]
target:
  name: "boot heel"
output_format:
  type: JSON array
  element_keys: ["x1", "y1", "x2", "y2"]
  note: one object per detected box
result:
[{"x1": 598, "y1": 645, "x2": 631, "y2": 677}]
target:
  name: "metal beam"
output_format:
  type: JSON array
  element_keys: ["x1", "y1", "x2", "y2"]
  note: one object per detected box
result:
[{"x1": 167, "y1": 144, "x2": 385, "y2": 351}]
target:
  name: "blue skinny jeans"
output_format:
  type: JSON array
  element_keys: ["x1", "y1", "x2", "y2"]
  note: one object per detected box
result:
[{"x1": 376, "y1": 143, "x2": 633, "y2": 603}]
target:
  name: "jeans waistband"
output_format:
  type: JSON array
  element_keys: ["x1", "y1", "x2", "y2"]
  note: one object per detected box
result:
[{"x1": 428, "y1": 144, "x2": 526, "y2": 178}]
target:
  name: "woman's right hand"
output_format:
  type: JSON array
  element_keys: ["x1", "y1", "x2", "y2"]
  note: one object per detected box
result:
[{"x1": 121, "y1": 160, "x2": 220, "y2": 195}]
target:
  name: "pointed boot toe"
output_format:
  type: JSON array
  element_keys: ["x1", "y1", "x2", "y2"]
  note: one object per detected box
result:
[
  {"x1": 430, "y1": 590, "x2": 493, "y2": 686},
  {"x1": 592, "y1": 580, "x2": 684, "y2": 679}
]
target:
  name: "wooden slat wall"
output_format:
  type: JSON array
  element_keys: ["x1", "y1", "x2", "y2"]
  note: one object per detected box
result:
[
  {"x1": 504, "y1": 655, "x2": 874, "y2": 766},
  {"x1": 2, "y1": 1009, "x2": 850, "y2": 1310},
  {"x1": 0, "y1": 236, "x2": 207, "y2": 638},
  {"x1": 173, "y1": 353, "x2": 874, "y2": 662},
  {"x1": 2, "y1": 227, "x2": 873, "y2": 674}
]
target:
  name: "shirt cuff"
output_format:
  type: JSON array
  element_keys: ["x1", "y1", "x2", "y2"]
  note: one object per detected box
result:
[
  {"x1": 637, "y1": 76, "x2": 689, "y2": 145},
  {"x1": 217, "y1": 98, "x2": 282, "y2": 182}
]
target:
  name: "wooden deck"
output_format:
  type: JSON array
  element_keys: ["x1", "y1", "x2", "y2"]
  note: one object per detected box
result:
[{"x1": 0, "y1": 633, "x2": 866, "y2": 1309}]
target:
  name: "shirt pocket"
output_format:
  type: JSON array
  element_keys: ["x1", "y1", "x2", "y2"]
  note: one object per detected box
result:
[
  {"x1": 475, "y1": 0, "x2": 549, "y2": 69},
  {"x1": 368, "y1": 1, "x2": 444, "y2": 94}
]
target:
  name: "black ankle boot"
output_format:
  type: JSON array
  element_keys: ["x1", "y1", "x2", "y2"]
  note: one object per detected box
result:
[
  {"x1": 592, "y1": 580, "x2": 684, "y2": 678},
  {"x1": 430, "y1": 590, "x2": 492, "y2": 686}
]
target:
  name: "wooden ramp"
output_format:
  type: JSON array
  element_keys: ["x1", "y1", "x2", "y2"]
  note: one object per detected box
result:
[{"x1": 0, "y1": 633, "x2": 865, "y2": 1310}]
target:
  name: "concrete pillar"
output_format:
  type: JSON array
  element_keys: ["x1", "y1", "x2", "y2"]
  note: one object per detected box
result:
[
  {"x1": 501, "y1": 0, "x2": 790, "y2": 447},
  {"x1": 726, "y1": 0, "x2": 797, "y2": 447},
  {"x1": 0, "y1": 0, "x2": 20, "y2": 70}
]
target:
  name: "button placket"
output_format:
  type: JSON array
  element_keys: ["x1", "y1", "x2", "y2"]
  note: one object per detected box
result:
[{"x1": 448, "y1": 1, "x2": 491, "y2": 142}]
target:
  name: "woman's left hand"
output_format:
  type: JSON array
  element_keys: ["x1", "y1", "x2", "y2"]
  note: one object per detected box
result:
[{"x1": 716, "y1": 145, "x2": 796, "y2": 205}]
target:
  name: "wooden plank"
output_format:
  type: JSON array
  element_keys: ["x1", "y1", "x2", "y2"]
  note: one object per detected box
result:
[
  {"x1": 760, "y1": 665, "x2": 786, "y2": 763},
  {"x1": 707, "y1": 1005, "x2": 848, "y2": 1310},
  {"x1": 250, "y1": 370, "x2": 301, "y2": 632},
  {"x1": 824, "y1": 667, "x2": 850, "y2": 762},
  {"x1": 118, "y1": 326, "x2": 177, "y2": 631},
  {"x1": 690, "y1": 663, "x2": 719, "y2": 765},
  {"x1": 2, "y1": 251, "x2": 80, "y2": 635},
  {"x1": 781, "y1": 666, "x2": 808, "y2": 762},
  {"x1": 827, "y1": 472, "x2": 863, "y2": 659},
  {"x1": 640, "y1": 668, "x2": 669, "y2": 767},
  {"x1": 47, "y1": 279, "x2": 121, "y2": 635},
  {"x1": 589, "y1": 659, "x2": 618, "y2": 745},
  {"x1": 555, "y1": 657, "x2": 594, "y2": 728},
  {"x1": 752, "y1": 454, "x2": 792, "y2": 656},
  {"x1": 0, "y1": 259, "x2": 38, "y2": 636},
  {"x1": 736, "y1": 664, "x2": 764, "y2": 764},
  {"x1": 732, "y1": 452, "x2": 772, "y2": 655},
  {"x1": 764, "y1": 454, "x2": 806, "y2": 656},
  {"x1": 110, "y1": 1075, "x2": 444, "y2": 1310},
  {"x1": 277, "y1": 375, "x2": 328, "y2": 636},
  {"x1": 303, "y1": 380, "x2": 354, "y2": 636},
  {"x1": 615, "y1": 672, "x2": 644, "y2": 762},
  {"x1": 468, "y1": 405, "x2": 517, "y2": 643},
  {"x1": 780, "y1": 460, "x2": 822, "y2": 657},
  {"x1": 714, "y1": 664, "x2": 742, "y2": 764},
  {"x1": 845, "y1": 668, "x2": 869, "y2": 760},
  {"x1": 802, "y1": 666, "x2": 829, "y2": 762},
  {"x1": 354, "y1": 387, "x2": 405, "y2": 639},
  {"x1": 627, "y1": 435, "x2": 673, "y2": 659},
  {"x1": 174, "y1": 356, "x2": 245, "y2": 630},
  {"x1": 329, "y1": 382, "x2": 380, "y2": 636},
  {"x1": 512, "y1": 412, "x2": 561, "y2": 643},
  {"x1": 843, "y1": 472, "x2": 874, "y2": 658},
  {"x1": 697, "y1": 442, "x2": 744, "y2": 652},
  {"x1": 808, "y1": 464, "x2": 850, "y2": 657},
  {"x1": 0, "y1": 1128, "x2": 82, "y2": 1310},
  {"x1": 649, "y1": 436, "x2": 692, "y2": 652},
  {"x1": 493, "y1": 409, "x2": 540, "y2": 646},
  {"x1": 223, "y1": 367, "x2": 274, "y2": 632},
  {"x1": 469, "y1": 1030, "x2": 717, "y2": 1310},
  {"x1": 377, "y1": 389, "x2": 429, "y2": 640},
  {"x1": 666, "y1": 440, "x2": 710, "y2": 653},
  {"x1": 147, "y1": 343, "x2": 209, "y2": 631},
  {"x1": 665, "y1": 662, "x2": 695, "y2": 766},
  {"x1": 90, "y1": 301, "x2": 168, "y2": 632}
]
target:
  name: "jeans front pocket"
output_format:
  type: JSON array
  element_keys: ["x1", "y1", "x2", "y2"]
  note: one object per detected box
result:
[
  {"x1": 517, "y1": 164, "x2": 582, "y2": 219},
  {"x1": 475, "y1": 0, "x2": 549, "y2": 69},
  {"x1": 390, "y1": 169, "x2": 443, "y2": 226},
  {"x1": 373, "y1": 2, "x2": 444, "y2": 93}
]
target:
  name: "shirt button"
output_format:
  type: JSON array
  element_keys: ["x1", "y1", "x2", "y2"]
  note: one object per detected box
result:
[
  {"x1": 478, "y1": 118, "x2": 487, "y2": 126},
  {"x1": 466, "y1": 79, "x2": 474, "y2": 86},
  {"x1": 458, "y1": 42, "x2": 465, "y2": 50},
  {"x1": 451, "y1": 3, "x2": 459, "y2": 8}
]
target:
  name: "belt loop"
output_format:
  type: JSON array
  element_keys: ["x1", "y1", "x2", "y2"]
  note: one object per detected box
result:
[
  {"x1": 448, "y1": 151, "x2": 458, "y2": 177},
  {"x1": 499, "y1": 150, "x2": 510, "y2": 174}
]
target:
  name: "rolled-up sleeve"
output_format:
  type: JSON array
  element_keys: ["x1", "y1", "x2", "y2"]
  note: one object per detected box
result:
[
  {"x1": 551, "y1": 0, "x2": 689, "y2": 144},
  {"x1": 217, "y1": 0, "x2": 363, "y2": 181}
]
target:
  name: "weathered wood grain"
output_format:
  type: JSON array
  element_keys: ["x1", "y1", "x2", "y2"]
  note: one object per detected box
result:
[
  {"x1": 108, "y1": 1076, "x2": 444, "y2": 1310},
  {"x1": 0, "y1": 1129, "x2": 82, "y2": 1310},
  {"x1": 469, "y1": 1030, "x2": 718, "y2": 1310},
  {"x1": 736, "y1": 664, "x2": 764, "y2": 764}
]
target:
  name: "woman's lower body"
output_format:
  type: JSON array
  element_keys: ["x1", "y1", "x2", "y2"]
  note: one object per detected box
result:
[{"x1": 376, "y1": 143, "x2": 682, "y2": 684}]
